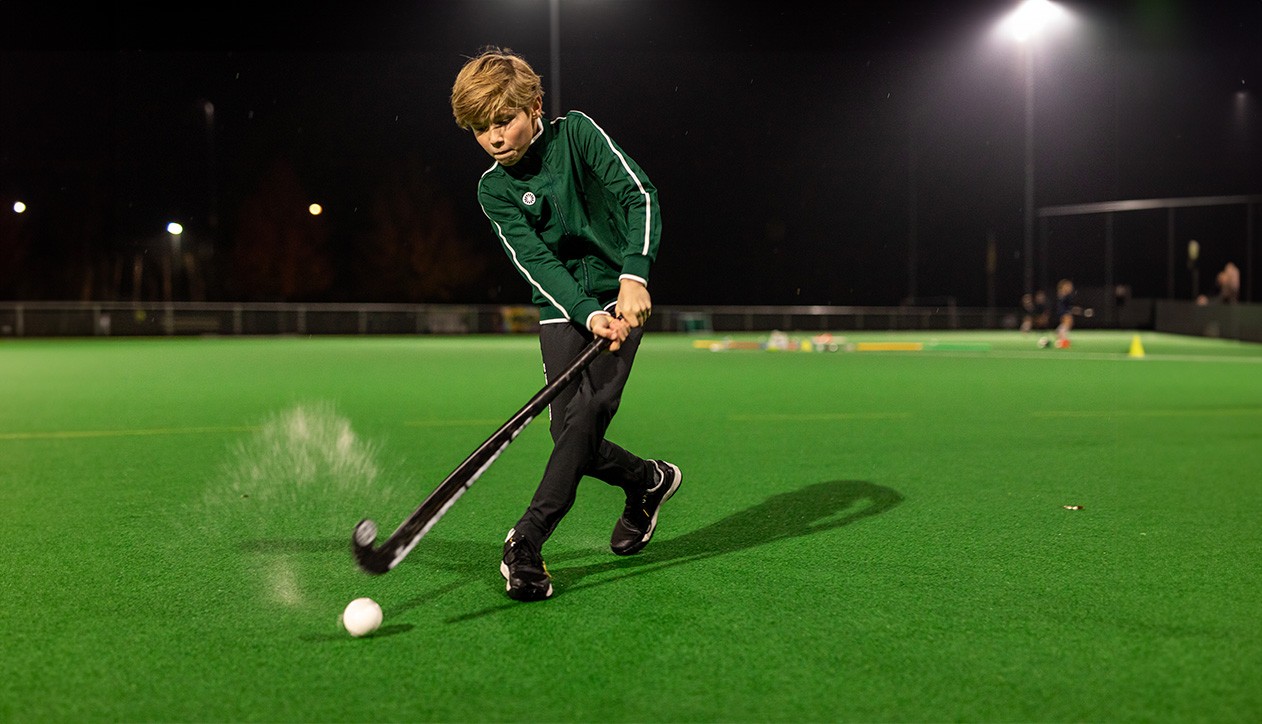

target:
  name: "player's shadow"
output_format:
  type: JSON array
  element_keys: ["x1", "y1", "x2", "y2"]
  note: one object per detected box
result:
[
  {"x1": 442, "y1": 479, "x2": 903, "y2": 623},
  {"x1": 556, "y1": 478, "x2": 901, "y2": 590}
]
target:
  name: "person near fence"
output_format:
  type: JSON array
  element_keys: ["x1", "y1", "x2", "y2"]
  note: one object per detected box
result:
[
  {"x1": 1020, "y1": 290, "x2": 1049, "y2": 334},
  {"x1": 1218, "y1": 262, "x2": 1241, "y2": 304},
  {"x1": 450, "y1": 46, "x2": 682, "y2": 602}
]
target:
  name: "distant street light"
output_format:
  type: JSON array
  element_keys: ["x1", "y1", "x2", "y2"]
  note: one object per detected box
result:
[
  {"x1": 999, "y1": 0, "x2": 1070, "y2": 297},
  {"x1": 12, "y1": 201, "x2": 26, "y2": 214}
]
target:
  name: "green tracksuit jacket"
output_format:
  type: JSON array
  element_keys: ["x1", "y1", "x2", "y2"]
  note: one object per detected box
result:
[{"x1": 476, "y1": 111, "x2": 662, "y2": 327}]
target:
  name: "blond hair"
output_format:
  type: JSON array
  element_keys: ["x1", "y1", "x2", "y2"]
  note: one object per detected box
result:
[{"x1": 451, "y1": 46, "x2": 544, "y2": 130}]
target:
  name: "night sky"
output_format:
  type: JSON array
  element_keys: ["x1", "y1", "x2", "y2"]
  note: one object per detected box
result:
[{"x1": 2, "y1": 1, "x2": 1260, "y2": 308}]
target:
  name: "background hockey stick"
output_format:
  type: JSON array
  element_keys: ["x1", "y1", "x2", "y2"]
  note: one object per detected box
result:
[{"x1": 352, "y1": 334, "x2": 612, "y2": 574}]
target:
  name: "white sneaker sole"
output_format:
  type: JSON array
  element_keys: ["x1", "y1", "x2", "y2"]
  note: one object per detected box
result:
[{"x1": 500, "y1": 561, "x2": 553, "y2": 600}]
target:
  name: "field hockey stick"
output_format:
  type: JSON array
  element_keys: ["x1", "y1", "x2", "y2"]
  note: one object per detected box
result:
[{"x1": 351, "y1": 334, "x2": 612, "y2": 574}]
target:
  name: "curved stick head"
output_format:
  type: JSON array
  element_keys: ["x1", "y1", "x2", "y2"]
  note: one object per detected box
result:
[
  {"x1": 351, "y1": 519, "x2": 391, "y2": 575},
  {"x1": 353, "y1": 519, "x2": 378, "y2": 547}
]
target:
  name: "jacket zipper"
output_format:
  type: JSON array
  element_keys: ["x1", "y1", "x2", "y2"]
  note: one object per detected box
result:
[{"x1": 540, "y1": 167, "x2": 590, "y2": 293}]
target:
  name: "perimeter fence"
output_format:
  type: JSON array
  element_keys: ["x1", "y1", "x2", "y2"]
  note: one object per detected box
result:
[
  {"x1": 1, "y1": 298, "x2": 1257, "y2": 342},
  {"x1": 0, "y1": 299, "x2": 1087, "y2": 337}
]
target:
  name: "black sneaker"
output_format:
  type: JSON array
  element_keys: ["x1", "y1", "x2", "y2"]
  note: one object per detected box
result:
[
  {"x1": 500, "y1": 530, "x2": 553, "y2": 601},
  {"x1": 610, "y1": 460, "x2": 682, "y2": 556}
]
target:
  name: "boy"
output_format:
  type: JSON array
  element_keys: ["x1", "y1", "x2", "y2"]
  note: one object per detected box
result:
[{"x1": 450, "y1": 47, "x2": 681, "y2": 602}]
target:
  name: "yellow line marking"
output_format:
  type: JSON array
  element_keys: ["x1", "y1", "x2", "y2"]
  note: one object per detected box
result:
[
  {"x1": 0, "y1": 425, "x2": 259, "y2": 441},
  {"x1": 729, "y1": 412, "x2": 912, "y2": 422},
  {"x1": 855, "y1": 342, "x2": 924, "y2": 352},
  {"x1": 1033, "y1": 408, "x2": 1262, "y2": 419}
]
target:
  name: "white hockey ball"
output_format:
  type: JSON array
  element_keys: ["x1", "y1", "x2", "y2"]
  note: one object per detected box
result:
[{"x1": 341, "y1": 597, "x2": 383, "y2": 637}]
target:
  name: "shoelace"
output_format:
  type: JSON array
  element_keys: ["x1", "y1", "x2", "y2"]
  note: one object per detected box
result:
[
  {"x1": 620, "y1": 496, "x2": 650, "y2": 528},
  {"x1": 508, "y1": 539, "x2": 542, "y2": 567}
]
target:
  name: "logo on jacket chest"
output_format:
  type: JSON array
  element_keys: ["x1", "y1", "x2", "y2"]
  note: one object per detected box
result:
[{"x1": 522, "y1": 191, "x2": 537, "y2": 206}]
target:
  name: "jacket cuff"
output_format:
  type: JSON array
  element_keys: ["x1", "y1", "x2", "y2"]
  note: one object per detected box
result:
[
  {"x1": 585, "y1": 309, "x2": 613, "y2": 330},
  {"x1": 573, "y1": 299, "x2": 605, "y2": 327},
  {"x1": 620, "y1": 255, "x2": 651, "y2": 284}
]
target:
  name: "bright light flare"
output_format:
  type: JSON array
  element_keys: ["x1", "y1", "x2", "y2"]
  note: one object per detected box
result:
[
  {"x1": 166, "y1": 222, "x2": 183, "y2": 235},
  {"x1": 12, "y1": 201, "x2": 26, "y2": 214},
  {"x1": 999, "y1": 0, "x2": 1068, "y2": 42},
  {"x1": 308, "y1": 203, "x2": 323, "y2": 216}
]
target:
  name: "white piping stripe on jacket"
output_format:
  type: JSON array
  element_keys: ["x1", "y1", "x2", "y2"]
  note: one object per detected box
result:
[
  {"x1": 479, "y1": 161, "x2": 572, "y2": 321},
  {"x1": 569, "y1": 111, "x2": 654, "y2": 256}
]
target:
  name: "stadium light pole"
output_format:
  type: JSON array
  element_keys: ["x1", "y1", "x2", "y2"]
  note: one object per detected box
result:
[
  {"x1": 549, "y1": 0, "x2": 561, "y2": 118},
  {"x1": 1000, "y1": 0, "x2": 1068, "y2": 297},
  {"x1": 163, "y1": 222, "x2": 183, "y2": 304}
]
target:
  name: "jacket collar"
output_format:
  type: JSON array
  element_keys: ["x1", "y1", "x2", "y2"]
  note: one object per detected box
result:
[{"x1": 504, "y1": 117, "x2": 553, "y2": 178}]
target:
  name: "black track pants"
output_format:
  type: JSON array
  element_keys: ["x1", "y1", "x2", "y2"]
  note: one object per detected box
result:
[{"x1": 512, "y1": 321, "x2": 653, "y2": 546}]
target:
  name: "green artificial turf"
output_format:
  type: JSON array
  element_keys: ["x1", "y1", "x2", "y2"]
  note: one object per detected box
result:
[{"x1": 1, "y1": 330, "x2": 1260, "y2": 722}]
